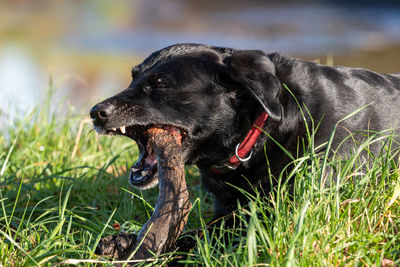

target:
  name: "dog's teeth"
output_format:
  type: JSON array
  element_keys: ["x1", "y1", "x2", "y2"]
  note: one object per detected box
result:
[
  {"x1": 141, "y1": 170, "x2": 148, "y2": 176},
  {"x1": 131, "y1": 167, "x2": 139, "y2": 173},
  {"x1": 112, "y1": 127, "x2": 117, "y2": 131},
  {"x1": 120, "y1": 126, "x2": 126, "y2": 134}
]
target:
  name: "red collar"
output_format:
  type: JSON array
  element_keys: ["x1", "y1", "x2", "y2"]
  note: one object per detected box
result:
[{"x1": 211, "y1": 112, "x2": 268, "y2": 173}]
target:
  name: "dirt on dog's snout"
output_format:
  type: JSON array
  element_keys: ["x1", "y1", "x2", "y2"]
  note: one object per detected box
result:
[{"x1": 95, "y1": 126, "x2": 191, "y2": 262}]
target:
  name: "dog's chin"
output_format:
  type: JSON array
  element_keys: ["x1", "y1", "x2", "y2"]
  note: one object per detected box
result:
[{"x1": 94, "y1": 123, "x2": 189, "y2": 191}]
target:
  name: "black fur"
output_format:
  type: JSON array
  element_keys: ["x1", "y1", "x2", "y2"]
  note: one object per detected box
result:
[{"x1": 91, "y1": 43, "x2": 400, "y2": 223}]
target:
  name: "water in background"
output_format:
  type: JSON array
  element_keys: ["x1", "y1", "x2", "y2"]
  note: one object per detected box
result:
[{"x1": 0, "y1": 0, "x2": 399, "y2": 117}]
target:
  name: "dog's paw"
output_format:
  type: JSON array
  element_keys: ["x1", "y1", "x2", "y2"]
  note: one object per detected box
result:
[{"x1": 95, "y1": 232, "x2": 137, "y2": 260}]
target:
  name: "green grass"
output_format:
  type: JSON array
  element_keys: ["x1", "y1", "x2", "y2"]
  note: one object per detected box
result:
[{"x1": 0, "y1": 91, "x2": 399, "y2": 266}]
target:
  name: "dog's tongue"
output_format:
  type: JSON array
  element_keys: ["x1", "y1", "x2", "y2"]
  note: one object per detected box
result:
[
  {"x1": 144, "y1": 142, "x2": 157, "y2": 165},
  {"x1": 144, "y1": 155, "x2": 157, "y2": 166}
]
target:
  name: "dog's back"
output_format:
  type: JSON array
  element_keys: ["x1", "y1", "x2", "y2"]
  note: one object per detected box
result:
[{"x1": 269, "y1": 54, "x2": 400, "y2": 156}]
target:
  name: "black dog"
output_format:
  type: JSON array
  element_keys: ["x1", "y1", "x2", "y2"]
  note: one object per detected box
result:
[{"x1": 90, "y1": 43, "x2": 400, "y2": 256}]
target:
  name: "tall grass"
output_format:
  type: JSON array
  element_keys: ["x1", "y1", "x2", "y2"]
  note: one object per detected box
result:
[
  {"x1": 0, "y1": 90, "x2": 399, "y2": 266},
  {"x1": 184, "y1": 134, "x2": 400, "y2": 266}
]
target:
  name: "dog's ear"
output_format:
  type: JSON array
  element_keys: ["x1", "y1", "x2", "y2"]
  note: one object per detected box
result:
[{"x1": 226, "y1": 50, "x2": 283, "y2": 121}]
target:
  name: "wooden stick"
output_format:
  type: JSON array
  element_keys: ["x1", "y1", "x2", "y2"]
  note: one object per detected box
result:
[{"x1": 131, "y1": 127, "x2": 191, "y2": 259}]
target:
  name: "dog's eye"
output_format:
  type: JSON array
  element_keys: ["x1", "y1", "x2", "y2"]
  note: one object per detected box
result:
[{"x1": 148, "y1": 75, "x2": 170, "y2": 89}]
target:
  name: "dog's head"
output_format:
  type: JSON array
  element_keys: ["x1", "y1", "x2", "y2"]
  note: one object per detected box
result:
[{"x1": 90, "y1": 43, "x2": 283, "y2": 189}]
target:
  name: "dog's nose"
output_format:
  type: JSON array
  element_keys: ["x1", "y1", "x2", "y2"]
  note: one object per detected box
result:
[{"x1": 90, "y1": 103, "x2": 114, "y2": 126}]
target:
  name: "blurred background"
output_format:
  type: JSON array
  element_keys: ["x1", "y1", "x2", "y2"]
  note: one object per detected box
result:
[{"x1": 0, "y1": 0, "x2": 399, "y2": 116}]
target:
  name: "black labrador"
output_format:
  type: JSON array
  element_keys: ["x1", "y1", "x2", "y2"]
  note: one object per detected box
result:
[{"x1": 90, "y1": 43, "x2": 400, "y2": 258}]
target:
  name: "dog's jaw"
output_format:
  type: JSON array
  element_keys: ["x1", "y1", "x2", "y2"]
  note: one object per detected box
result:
[{"x1": 93, "y1": 122, "x2": 189, "y2": 190}]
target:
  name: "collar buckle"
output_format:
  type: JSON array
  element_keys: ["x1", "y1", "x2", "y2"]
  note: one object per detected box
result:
[{"x1": 235, "y1": 143, "x2": 253, "y2": 162}]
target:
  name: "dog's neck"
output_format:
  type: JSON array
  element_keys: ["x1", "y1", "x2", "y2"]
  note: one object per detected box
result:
[{"x1": 209, "y1": 111, "x2": 269, "y2": 174}]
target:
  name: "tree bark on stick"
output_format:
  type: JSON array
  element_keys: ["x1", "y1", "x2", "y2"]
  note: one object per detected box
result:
[{"x1": 132, "y1": 127, "x2": 191, "y2": 259}]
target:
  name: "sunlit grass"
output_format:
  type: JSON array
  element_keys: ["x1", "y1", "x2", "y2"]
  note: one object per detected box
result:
[
  {"x1": 183, "y1": 135, "x2": 400, "y2": 266},
  {"x1": 0, "y1": 90, "x2": 399, "y2": 266}
]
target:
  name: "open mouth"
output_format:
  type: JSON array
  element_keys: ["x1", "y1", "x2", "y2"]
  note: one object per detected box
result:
[{"x1": 103, "y1": 124, "x2": 189, "y2": 190}]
